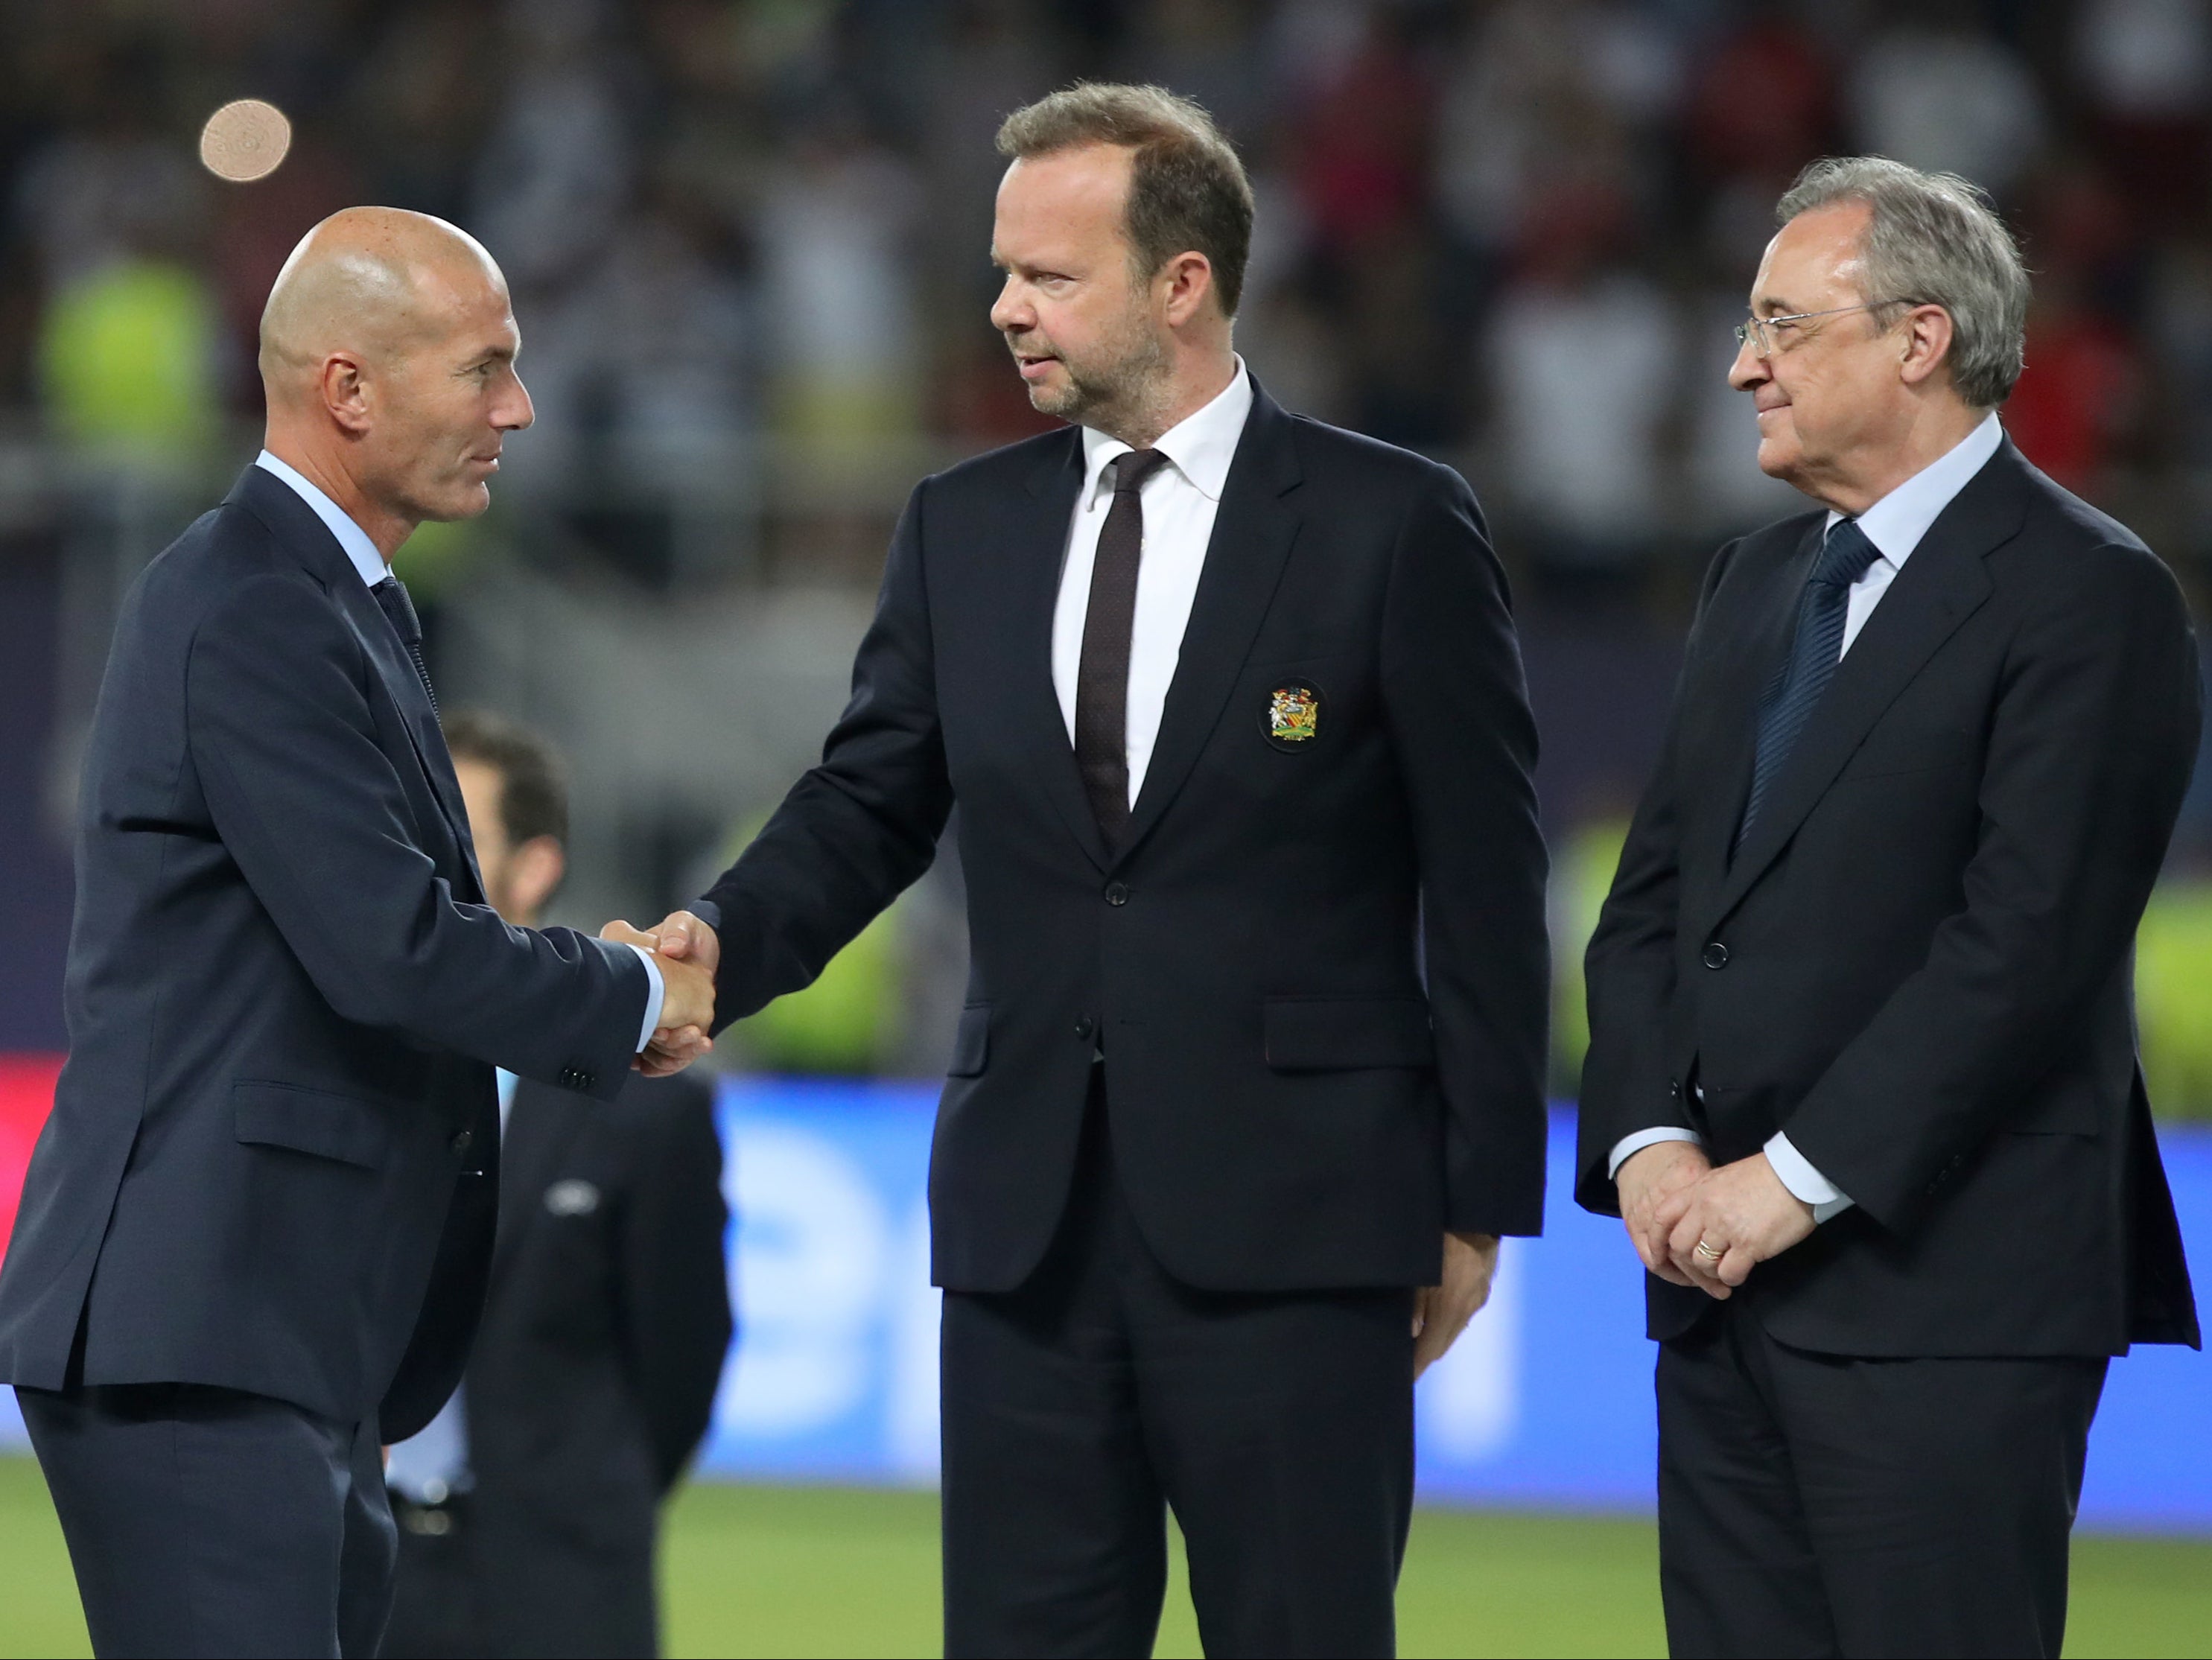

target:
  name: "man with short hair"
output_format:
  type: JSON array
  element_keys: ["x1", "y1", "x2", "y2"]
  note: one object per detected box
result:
[
  {"x1": 0, "y1": 209, "x2": 714, "y2": 1658},
  {"x1": 1579, "y1": 156, "x2": 2201, "y2": 1658},
  {"x1": 380, "y1": 709, "x2": 731, "y2": 1660},
  {"x1": 612, "y1": 84, "x2": 1549, "y2": 1657}
]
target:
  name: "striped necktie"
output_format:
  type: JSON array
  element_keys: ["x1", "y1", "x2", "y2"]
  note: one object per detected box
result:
[
  {"x1": 372, "y1": 577, "x2": 439, "y2": 716},
  {"x1": 1736, "y1": 517, "x2": 1884, "y2": 845}
]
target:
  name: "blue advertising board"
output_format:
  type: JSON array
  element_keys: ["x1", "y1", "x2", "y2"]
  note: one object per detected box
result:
[
  {"x1": 4, "y1": 1080, "x2": 2206, "y2": 1530},
  {"x1": 697, "y1": 1078, "x2": 2212, "y2": 1530}
]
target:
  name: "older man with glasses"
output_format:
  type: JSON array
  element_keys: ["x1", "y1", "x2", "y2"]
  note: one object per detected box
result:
[{"x1": 1577, "y1": 156, "x2": 2202, "y2": 1658}]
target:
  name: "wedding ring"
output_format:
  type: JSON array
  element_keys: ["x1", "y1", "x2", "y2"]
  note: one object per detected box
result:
[{"x1": 1693, "y1": 1238, "x2": 1725, "y2": 1262}]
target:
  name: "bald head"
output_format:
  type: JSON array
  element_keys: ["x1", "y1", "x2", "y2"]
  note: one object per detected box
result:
[
  {"x1": 258, "y1": 206, "x2": 533, "y2": 554},
  {"x1": 260, "y1": 208, "x2": 506, "y2": 398}
]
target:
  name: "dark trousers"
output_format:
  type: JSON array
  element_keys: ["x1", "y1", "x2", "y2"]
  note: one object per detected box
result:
[
  {"x1": 940, "y1": 1082, "x2": 1416, "y2": 1659},
  {"x1": 19, "y1": 1381, "x2": 395, "y2": 1659},
  {"x1": 1656, "y1": 1302, "x2": 2107, "y2": 1659}
]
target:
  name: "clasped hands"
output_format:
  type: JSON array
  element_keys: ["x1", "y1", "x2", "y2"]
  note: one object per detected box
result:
[
  {"x1": 1616, "y1": 1140, "x2": 1815, "y2": 1298},
  {"x1": 600, "y1": 910, "x2": 722, "y2": 1076}
]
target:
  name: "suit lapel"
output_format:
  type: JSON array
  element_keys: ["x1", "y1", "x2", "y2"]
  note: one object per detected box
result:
[
  {"x1": 231, "y1": 468, "x2": 484, "y2": 901},
  {"x1": 1120, "y1": 389, "x2": 1303, "y2": 860},
  {"x1": 1010, "y1": 434, "x2": 1113, "y2": 874},
  {"x1": 1687, "y1": 520, "x2": 1823, "y2": 879},
  {"x1": 1700, "y1": 446, "x2": 2027, "y2": 935},
  {"x1": 490, "y1": 1078, "x2": 594, "y2": 1289},
  {"x1": 334, "y1": 579, "x2": 485, "y2": 900}
]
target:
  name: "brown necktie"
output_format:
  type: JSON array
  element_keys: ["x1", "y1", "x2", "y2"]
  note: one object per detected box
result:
[{"x1": 1074, "y1": 449, "x2": 1169, "y2": 853}]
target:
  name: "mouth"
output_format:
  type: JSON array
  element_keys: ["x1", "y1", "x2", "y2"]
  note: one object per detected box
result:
[
  {"x1": 469, "y1": 451, "x2": 501, "y2": 471},
  {"x1": 1012, "y1": 349, "x2": 1059, "y2": 382}
]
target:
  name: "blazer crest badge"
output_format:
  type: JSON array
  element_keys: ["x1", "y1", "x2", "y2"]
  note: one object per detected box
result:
[{"x1": 1262, "y1": 681, "x2": 1323, "y2": 751}]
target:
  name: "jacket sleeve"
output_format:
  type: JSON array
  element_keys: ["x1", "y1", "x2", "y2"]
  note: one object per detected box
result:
[
  {"x1": 695, "y1": 478, "x2": 953, "y2": 1028},
  {"x1": 185, "y1": 570, "x2": 648, "y2": 1098},
  {"x1": 1779, "y1": 541, "x2": 2201, "y2": 1231},
  {"x1": 1575, "y1": 541, "x2": 1740, "y2": 1216},
  {"x1": 616, "y1": 1078, "x2": 734, "y2": 1490},
  {"x1": 1380, "y1": 462, "x2": 1551, "y2": 1237}
]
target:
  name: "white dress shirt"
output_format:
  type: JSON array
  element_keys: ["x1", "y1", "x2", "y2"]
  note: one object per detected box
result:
[
  {"x1": 1608, "y1": 413, "x2": 2006, "y2": 1221},
  {"x1": 1050, "y1": 360, "x2": 1253, "y2": 807},
  {"x1": 252, "y1": 452, "x2": 665, "y2": 1047}
]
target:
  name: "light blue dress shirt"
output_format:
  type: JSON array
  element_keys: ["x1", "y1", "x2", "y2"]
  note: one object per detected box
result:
[
  {"x1": 250, "y1": 453, "x2": 665, "y2": 1046},
  {"x1": 1606, "y1": 414, "x2": 2007, "y2": 1222}
]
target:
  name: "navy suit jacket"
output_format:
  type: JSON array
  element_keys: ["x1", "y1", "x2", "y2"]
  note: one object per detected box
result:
[
  {"x1": 0, "y1": 465, "x2": 650, "y2": 1440},
  {"x1": 697, "y1": 384, "x2": 1551, "y2": 1294},
  {"x1": 1578, "y1": 440, "x2": 2201, "y2": 1356}
]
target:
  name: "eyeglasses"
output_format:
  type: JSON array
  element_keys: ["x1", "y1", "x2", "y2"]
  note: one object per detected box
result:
[{"x1": 1734, "y1": 299, "x2": 1915, "y2": 358}]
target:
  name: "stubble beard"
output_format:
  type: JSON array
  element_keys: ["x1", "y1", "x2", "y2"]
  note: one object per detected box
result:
[{"x1": 1020, "y1": 308, "x2": 1174, "y2": 448}]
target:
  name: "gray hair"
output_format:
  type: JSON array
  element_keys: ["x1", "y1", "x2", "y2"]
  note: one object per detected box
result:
[{"x1": 1775, "y1": 156, "x2": 2030, "y2": 409}]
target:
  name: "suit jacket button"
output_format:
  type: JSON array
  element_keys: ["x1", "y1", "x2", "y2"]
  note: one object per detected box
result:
[
  {"x1": 1701, "y1": 941, "x2": 1729, "y2": 970},
  {"x1": 451, "y1": 1129, "x2": 473, "y2": 1155},
  {"x1": 1668, "y1": 1078, "x2": 1684, "y2": 1101},
  {"x1": 1075, "y1": 1016, "x2": 1096, "y2": 1042},
  {"x1": 1104, "y1": 882, "x2": 1129, "y2": 906}
]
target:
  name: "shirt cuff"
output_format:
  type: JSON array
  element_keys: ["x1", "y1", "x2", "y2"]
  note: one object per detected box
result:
[
  {"x1": 1608, "y1": 1126, "x2": 1705, "y2": 1180},
  {"x1": 1764, "y1": 1130, "x2": 1855, "y2": 1223},
  {"x1": 626, "y1": 944, "x2": 665, "y2": 1052}
]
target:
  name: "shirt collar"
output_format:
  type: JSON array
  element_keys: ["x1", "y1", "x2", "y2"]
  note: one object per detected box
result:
[
  {"x1": 1825, "y1": 411, "x2": 2004, "y2": 570},
  {"x1": 1078, "y1": 356, "x2": 1253, "y2": 508},
  {"x1": 255, "y1": 450, "x2": 390, "y2": 591}
]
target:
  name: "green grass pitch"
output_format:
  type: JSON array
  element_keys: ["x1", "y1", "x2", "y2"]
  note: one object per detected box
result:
[{"x1": 1, "y1": 1457, "x2": 2208, "y2": 1656}]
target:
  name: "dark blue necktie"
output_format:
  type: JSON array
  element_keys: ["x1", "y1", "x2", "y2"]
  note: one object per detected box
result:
[
  {"x1": 372, "y1": 577, "x2": 439, "y2": 716},
  {"x1": 1737, "y1": 518, "x2": 1884, "y2": 844}
]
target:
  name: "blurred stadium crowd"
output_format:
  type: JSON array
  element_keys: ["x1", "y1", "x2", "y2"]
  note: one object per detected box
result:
[{"x1": 6, "y1": 0, "x2": 2212, "y2": 1106}]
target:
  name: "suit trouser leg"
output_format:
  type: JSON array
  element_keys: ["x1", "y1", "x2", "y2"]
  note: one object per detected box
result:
[
  {"x1": 940, "y1": 1087, "x2": 1412, "y2": 1660},
  {"x1": 1659, "y1": 1303, "x2": 2106, "y2": 1659},
  {"x1": 19, "y1": 1381, "x2": 397, "y2": 1660}
]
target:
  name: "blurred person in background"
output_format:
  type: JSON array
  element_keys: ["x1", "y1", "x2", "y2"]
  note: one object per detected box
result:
[
  {"x1": 382, "y1": 710, "x2": 731, "y2": 1660},
  {"x1": 612, "y1": 83, "x2": 1550, "y2": 1659},
  {"x1": 1579, "y1": 158, "x2": 2201, "y2": 1658},
  {"x1": 0, "y1": 206, "x2": 714, "y2": 1659}
]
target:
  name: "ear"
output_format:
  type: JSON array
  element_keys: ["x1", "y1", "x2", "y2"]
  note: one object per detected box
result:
[
  {"x1": 1897, "y1": 304, "x2": 1956, "y2": 390},
  {"x1": 1158, "y1": 251, "x2": 1218, "y2": 328},
  {"x1": 506, "y1": 835, "x2": 566, "y2": 923},
  {"x1": 320, "y1": 351, "x2": 375, "y2": 436}
]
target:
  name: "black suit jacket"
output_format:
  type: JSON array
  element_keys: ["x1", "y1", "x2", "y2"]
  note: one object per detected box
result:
[
  {"x1": 695, "y1": 384, "x2": 1550, "y2": 1294},
  {"x1": 1578, "y1": 438, "x2": 2202, "y2": 1357},
  {"x1": 0, "y1": 466, "x2": 650, "y2": 1440},
  {"x1": 454, "y1": 1070, "x2": 730, "y2": 1656}
]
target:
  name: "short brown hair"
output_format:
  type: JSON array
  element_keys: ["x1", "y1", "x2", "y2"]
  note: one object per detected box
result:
[
  {"x1": 996, "y1": 83, "x2": 1255, "y2": 317},
  {"x1": 442, "y1": 707, "x2": 569, "y2": 850}
]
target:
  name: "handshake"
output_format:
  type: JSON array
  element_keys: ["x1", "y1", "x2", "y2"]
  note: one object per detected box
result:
[{"x1": 600, "y1": 911, "x2": 722, "y2": 1078}]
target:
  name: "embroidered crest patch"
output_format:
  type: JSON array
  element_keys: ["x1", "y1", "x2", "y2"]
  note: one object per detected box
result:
[{"x1": 1262, "y1": 682, "x2": 1323, "y2": 750}]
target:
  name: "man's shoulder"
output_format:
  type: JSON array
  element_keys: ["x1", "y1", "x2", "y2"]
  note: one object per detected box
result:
[
  {"x1": 1279, "y1": 410, "x2": 1460, "y2": 498},
  {"x1": 920, "y1": 426, "x2": 1081, "y2": 500},
  {"x1": 122, "y1": 488, "x2": 329, "y2": 643}
]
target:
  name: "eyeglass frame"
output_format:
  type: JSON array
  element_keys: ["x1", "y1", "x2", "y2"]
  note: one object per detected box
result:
[{"x1": 1734, "y1": 298, "x2": 1922, "y2": 358}]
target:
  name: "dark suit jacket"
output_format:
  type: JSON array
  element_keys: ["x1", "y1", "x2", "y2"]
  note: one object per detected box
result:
[
  {"x1": 0, "y1": 465, "x2": 651, "y2": 1440},
  {"x1": 1578, "y1": 438, "x2": 2202, "y2": 1357},
  {"x1": 454, "y1": 1071, "x2": 730, "y2": 1656},
  {"x1": 694, "y1": 383, "x2": 1551, "y2": 1294}
]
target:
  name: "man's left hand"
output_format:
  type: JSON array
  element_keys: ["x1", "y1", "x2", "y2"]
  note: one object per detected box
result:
[
  {"x1": 1413, "y1": 1232, "x2": 1501, "y2": 1378},
  {"x1": 1665, "y1": 1154, "x2": 1815, "y2": 1296}
]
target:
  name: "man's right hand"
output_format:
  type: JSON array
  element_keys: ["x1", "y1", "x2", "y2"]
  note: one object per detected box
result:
[
  {"x1": 632, "y1": 910, "x2": 721, "y2": 977},
  {"x1": 603, "y1": 915, "x2": 721, "y2": 1076},
  {"x1": 1617, "y1": 1139, "x2": 1712, "y2": 1287}
]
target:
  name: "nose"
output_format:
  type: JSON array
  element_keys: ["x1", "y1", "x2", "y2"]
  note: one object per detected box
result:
[
  {"x1": 1727, "y1": 334, "x2": 1768, "y2": 393},
  {"x1": 989, "y1": 275, "x2": 1031, "y2": 337},
  {"x1": 500, "y1": 369, "x2": 535, "y2": 432}
]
